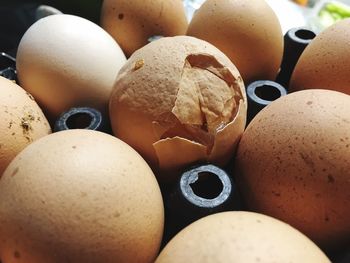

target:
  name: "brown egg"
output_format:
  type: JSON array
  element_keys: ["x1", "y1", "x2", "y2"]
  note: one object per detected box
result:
[
  {"x1": 109, "y1": 36, "x2": 247, "y2": 181},
  {"x1": 290, "y1": 19, "x2": 350, "y2": 94},
  {"x1": 0, "y1": 76, "x2": 51, "y2": 176},
  {"x1": 234, "y1": 89, "x2": 350, "y2": 251},
  {"x1": 187, "y1": 0, "x2": 284, "y2": 84},
  {"x1": 100, "y1": 0, "x2": 188, "y2": 57},
  {"x1": 156, "y1": 211, "x2": 330, "y2": 263},
  {"x1": 0, "y1": 130, "x2": 164, "y2": 263},
  {"x1": 16, "y1": 14, "x2": 127, "y2": 122}
]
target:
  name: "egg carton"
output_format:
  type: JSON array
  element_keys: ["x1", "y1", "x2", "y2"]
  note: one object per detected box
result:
[{"x1": 0, "y1": 1, "x2": 349, "y2": 262}]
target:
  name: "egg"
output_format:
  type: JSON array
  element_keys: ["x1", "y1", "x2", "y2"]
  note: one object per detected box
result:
[
  {"x1": 0, "y1": 76, "x2": 51, "y2": 176},
  {"x1": 16, "y1": 14, "x2": 126, "y2": 122},
  {"x1": 290, "y1": 19, "x2": 350, "y2": 94},
  {"x1": 187, "y1": 0, "x2": 284, "y2": 84},
  {"x1": 100, "y1": 0, "x2": 188, "y2": 57},
  {"x1": 109, "y1": 36, "x2": 247, "y2": 181},
  {"x1": 156, "y1": 211, "x2": 330, "y2": 263},
  {"x1": 0, "y1": 130, "x2": 164, "y2": 263},
  {"x1": 234, "y1": 89, "x2": 350, "y2": 251}
]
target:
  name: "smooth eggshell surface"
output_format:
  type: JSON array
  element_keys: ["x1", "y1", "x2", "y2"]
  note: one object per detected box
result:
[
  {"x1": 0, "y1": 76, "x2": 51, "y2": 176},
  {"x1": 156, "y1": 211, "x2": 330, "y2": 263},
  {"x1": 234, "y1": 89, "x2": 350, "y2": 250},
  {"x1": 0, "y1": 130, "x2": 164, "y2": 263},
  {"x1": 109, "y1": 36, "x2": 247, "y2": 181},
  {"x1": 290, "y1": 18, "x2": 350, "y2": 95},
  {"x1": 187, "y1": 0, "x2": 283, "y2": 85},
  {"x1": 101, "y1": 0, "x2": 188, "y2": 56},
  {"x1": 16, "y1": 14, "x2": 126, "y2": 121}
]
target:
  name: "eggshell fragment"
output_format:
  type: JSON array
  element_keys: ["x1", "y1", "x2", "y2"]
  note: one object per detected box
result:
[
  {"x1": 234, "y1": 89, "x2": 350, "y2": 250},
  {"x1": 109, "y1": 36, "x2": 247, "y2": 181},
  {"x1": 0, "y1": 130, "x2": 164, "y2": 263},
  {"x1": 156, "y1": 211, "x2": 331, "y2": 263},
  {"x1": 187, "y1": 0, "x2": 284, "y2": 84},
  {"x1": 0, "y1": 76, "x2": 51, "y2": 175},
  {"x1": 101, "y1": 0, "x2": 188, "y2": 56},
  {"x1": 16, "y1": 14, "x2": 127, "y2": 121},
  {"x1": 290, "y1": 19, "x2": 350, "y2": 95}
]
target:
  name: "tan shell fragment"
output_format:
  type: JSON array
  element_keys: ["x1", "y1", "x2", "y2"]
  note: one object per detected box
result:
[
  {"x1": 154, "y1": 103, "x2": 246, "y2": 174},
  {"x1": 109, "y1": 36, "x2": 247, "y2": 180}
]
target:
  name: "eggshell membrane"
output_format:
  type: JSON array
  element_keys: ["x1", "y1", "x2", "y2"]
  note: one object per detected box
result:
[
  {"x1": 0, "y1": 130, "x2": 164, "y2": 263},
  {"x1": 290, "y1": 19, "x2": 350, "y2": 95},
  {"x1": 16, "y1": 14, "x2": 126, "y2": 121},
  {"x1": 0, "y1": 76, "x2": 51, "y2": 176},
  {"x1": 234, "y1": 89, "x2": 350, "y2": 250},
  {"x1": 109, "y1": 36, "x2": 247, "y2": 180},
  {"x1": 101, "y1": 0, "x2": 188, "y2": 57},
  {"x1": 155, "y1": 211, "x2": 330, "y2": 263},
  {"x1": 187, "y1": 0, "x2": 283, "y2": 84}
]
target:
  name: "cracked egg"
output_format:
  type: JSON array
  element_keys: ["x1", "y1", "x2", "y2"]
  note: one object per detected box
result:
[{"x1": 109, "y1": 36, "x2": 247, "y2": 181}]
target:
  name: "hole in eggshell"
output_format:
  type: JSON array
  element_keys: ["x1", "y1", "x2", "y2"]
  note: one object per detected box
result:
[
  {"x1": 294, "y1": 29, "x2": 316, "y2": 41},
  {"x1": 66, "y1": 112, "x2": 93, "y2": 129},
  {"x1": 190, "y1": 171, "x2": 223, "y2": 199},
  {"x1": 167, "y1": 53, "x2": 244, "y2": 153},
  {"x1": 254, "y1": 84, "x2": 282, "y2": 102}
]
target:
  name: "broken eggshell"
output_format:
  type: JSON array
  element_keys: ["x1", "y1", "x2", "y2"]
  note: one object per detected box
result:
[{"x1": 109, "y1": 36, "x2": 247, "y2": 181}]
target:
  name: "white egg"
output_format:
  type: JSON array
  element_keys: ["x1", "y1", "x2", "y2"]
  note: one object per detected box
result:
[{"x1": 16, "y1": 14, "x2": 127, "y2": 121}]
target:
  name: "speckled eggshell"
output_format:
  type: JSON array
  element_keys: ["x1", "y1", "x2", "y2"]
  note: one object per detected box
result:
[
  {"x1": 290, "y1": 19, "x2": 350, "y2": 95},
  {"x1": 16, "y1": 14, "x2": 127, "y2": 121},
  {"x1": 0, "y1": 130, "x2": 164, "y2": 263},
  {"x1": 101, "y1": 0, "x2": 188, "y2": 57},
  {"x1": 155, "y1": 211, "x2": 330, "y2": 263},
  {"x1": 0, "y1": 76, "x2": 51, "y2": 176},
  {"x1": 234, "y1": 89, "x2": 350, "y2": 250},
  {"x1": 109, "y1": 36, "x2": 247, "y2": 181},
  {"x1": 187, "y1": 0, "x2": 283, "y2": 85}
]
